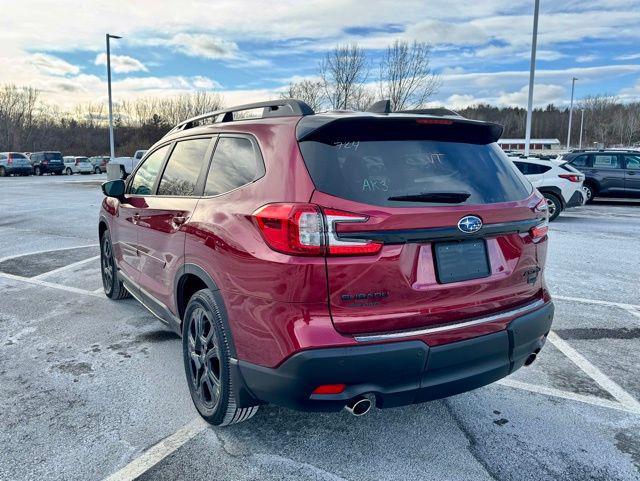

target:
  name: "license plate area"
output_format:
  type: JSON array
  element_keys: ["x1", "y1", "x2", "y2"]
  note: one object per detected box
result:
[{"x1": 433, "y1": 239, "x2": 491, "y2": 284}]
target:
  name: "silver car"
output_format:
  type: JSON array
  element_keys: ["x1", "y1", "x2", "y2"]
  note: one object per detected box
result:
[
  {"x1": 0, "y1": 152, "x2": 32, "y2": 177},
  {"x1": 62, "y1": 156, "x2": 93, "y2": 175}
]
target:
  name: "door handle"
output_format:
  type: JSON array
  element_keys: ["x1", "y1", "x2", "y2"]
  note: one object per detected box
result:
[{"x1": 172, "y1": 215, "x2": 187, "y2": 226}]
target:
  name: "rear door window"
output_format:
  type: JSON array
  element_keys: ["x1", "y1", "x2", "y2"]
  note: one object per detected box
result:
[
  {"x1": 129, "y1": 145, "x2": 170, "y2": 195},
  {"x1": 593, "y1": 154, "x2": 621, "y2": 168},
  {"x1": 204, "y1": 136, "x2": 265, "y2": 196},
  {"x1": 514, "y1": 162, "x2": 551, "y2": 175},
  {"x1": 157, "y1": 138, "x2": 212, "y2": 196},
  {"x1": 299, "y1": 140, "x2": 531, "y2": 206}
]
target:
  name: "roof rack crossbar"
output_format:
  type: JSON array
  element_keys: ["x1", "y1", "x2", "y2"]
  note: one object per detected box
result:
[{"x1": 166, "y1": 99, "x2": 314, "y2": 135}]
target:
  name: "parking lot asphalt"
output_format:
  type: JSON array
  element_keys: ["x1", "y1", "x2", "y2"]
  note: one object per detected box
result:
[{"x1": 0, "y1": 174, "x2": 639, "y2": 481}]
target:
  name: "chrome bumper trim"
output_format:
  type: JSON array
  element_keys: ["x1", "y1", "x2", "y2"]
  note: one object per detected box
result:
[{"x1": 354, "y1": 299, "x2": 546, "y2": 343}]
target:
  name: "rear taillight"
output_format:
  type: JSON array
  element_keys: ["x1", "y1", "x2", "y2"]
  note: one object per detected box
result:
[
  {"x1": 7, "y1": 154, "x2": 12, "y2": 165},
  {"x1": 530, "y1": 199, "x2": 549, "y2": 241},
  {"x1": 530, "y1": 221, "x2": 548, "y2": 241},
  {"x1": 252, "y1": 203, "x2": 382, "y2": 257},
  {"x1": 75, "y1": 159, "x2": 80, "y2": 165},
  {"x1": 323, "y1": 208, "x2": 382, "y2": 256},
  {"x1": 558, "y1": 173, "x2": 581, "y2": 182}
]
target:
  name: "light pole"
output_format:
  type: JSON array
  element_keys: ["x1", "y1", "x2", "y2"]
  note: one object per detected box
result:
[
  {"x1": 524, "y1": 0, "x2": 540, "y2": 158},
  {"x1": 566, "y1": 77, "x2": 578, "y2": 149},
  {"x1": 106, "y1": 33, "x2": 122, "y2": 160},
  {"x1": 578, "y1": 109, "x2": 585, "y2": 150}
]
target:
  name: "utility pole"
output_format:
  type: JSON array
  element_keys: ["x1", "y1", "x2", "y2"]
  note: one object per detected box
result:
[
  {"x1": 106, "y1": 34, "x2": 122, "y2": 160},
  {"x1": 578, "y1": 109, "x2": 585, "y2": 150},
  {"x1": 566, "y1": 77, "x2": 578, "y2": 150},
  {"x1": 524, "y1": 0, "x2": 540, "y2": 158}
]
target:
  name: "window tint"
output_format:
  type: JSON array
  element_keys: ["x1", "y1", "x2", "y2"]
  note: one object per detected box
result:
[
  {"x1": 625, "y1": 155, "x2": 640, "y2": 170},
  {"x1": 593, "y1": 154, "x2": 620, "y2": 168},
  {"x1": 570, "y1": 155, "x2": 589, "y2": 167},
  {"x1": 299, "y1": 140, "x2": 531, "y2": 207},
  {"x1": 129, "y1": 145, "x2": 170, "y2": 195},
  {"x1": 204, "y1": 137, "x2": 264, "y2": 196},
  {"x1": 514, "y1": 161, "x2": 551, "y2": 175},
  {"x1": 157, "y1": 138, "x2": 212, "y2": 196},
  {"x1": 10, "y1": 153, "x2": 27, "y2": 159}
]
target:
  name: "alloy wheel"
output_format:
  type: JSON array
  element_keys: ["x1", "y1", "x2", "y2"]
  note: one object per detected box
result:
[
  {"x1": 187, "y1": 307, "x2": 221, "y2": 410},
  {"x1": 583, "y1": 186, "x2": 592, "y2": 201},
  {"x1": 101, "y1": 235, "x2": 114, "y2": 294},
  {"x1": 546, "y1": 197, "x2": 557, "y2": 217}
]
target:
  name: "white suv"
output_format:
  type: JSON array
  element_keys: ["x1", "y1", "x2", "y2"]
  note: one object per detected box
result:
[
  {"x1": 510, "y1": 156, "x2": 585, "y2": 221},
  {"x1": 62, "y1": 156, "x2": 93, "y2": 175}
]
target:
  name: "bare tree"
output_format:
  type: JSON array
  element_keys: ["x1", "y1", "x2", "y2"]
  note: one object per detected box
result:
[
  {"x1": 379, "y1": 40, "x2": 440, "y2": 111},
  {"x1": 319, "y1": 43, "x2": 369, "y2": 110},
  {"x1": 280, "y1": 79, "x2": 324, "y2": 112}
]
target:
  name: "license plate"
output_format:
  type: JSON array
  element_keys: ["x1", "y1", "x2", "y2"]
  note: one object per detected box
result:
[{"x1": 434, "y1": 239, "x2": 490, "y2": 284}]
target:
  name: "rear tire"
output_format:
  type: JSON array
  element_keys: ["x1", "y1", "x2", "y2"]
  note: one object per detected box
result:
[
  {"x1": 100, "y1": 229, "x2": 130, "y2": 300},
  {"x1": 95, "y1": 166, "x2": 101, "y2": 174},
  {"x1": 66, "y1": 167, "x2": 73, "y2": 175},
  {"x1": 0, "y1": 167, "x2": 6, "y2": 177},
  {"x1": 583, "y1": 183, "x2": 596, "y2": 204},
  {"x1": 544, "y1": 193, "x2": 562, "y2": 222},
  {"x1": 34, "y1": 166, "x2": 42, "y2": 176},
  {"x1": 182, "y1": 289, "x2": 259, "y2": 426}
]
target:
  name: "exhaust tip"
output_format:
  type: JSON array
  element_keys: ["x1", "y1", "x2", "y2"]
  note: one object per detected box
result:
[
  {"x1": 344, "y1": 396, "x2": 372, "y2": 416},
  {"x1": 524, "y1": 352, "x2": 537, "y2": 366}
]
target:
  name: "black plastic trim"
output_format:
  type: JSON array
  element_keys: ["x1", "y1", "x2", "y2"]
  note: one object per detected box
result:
[
  {"x1": 338, "y1": 218, "x2": 541, "y2": 244},
  {"x1": 235, "y1": 302, "x2": 554, "y2": 411}
]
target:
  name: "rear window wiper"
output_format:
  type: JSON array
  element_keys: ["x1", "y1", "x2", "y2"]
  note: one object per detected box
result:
[{"x1": 388, "y1": 191, "x2": 471, "y2": 203}]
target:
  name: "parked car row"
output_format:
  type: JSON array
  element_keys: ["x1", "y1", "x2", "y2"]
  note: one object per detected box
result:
[{"x1": 0, "y1": 151, "x2": 146, "y2": 177}]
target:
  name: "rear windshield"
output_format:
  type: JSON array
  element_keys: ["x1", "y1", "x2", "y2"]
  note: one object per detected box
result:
[
  {"x1": 10, "y1": 153, "x2": 27, "y2": 159},
  {"x1": 45, "y1": 152, "x2": 63, "y2": 161},
  {"x1": 299, "y1": 140, "x2": 532, "y2": 206}
]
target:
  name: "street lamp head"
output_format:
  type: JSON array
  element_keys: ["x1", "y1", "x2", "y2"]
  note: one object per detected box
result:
[{"x1": 107, "y1": 34, "x2": 122, "y2": 39}]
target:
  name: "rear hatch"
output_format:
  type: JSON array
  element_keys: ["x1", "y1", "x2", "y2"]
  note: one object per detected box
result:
[
  {"x1": 44, "y1": 152, "x2": 63, "y2": 166},
  {"x1": 298, "y1": 114, "x2": 547, "y2": 335},
  {"x1": 8, "y1": 153, "x2": 30, "y2": 167}
]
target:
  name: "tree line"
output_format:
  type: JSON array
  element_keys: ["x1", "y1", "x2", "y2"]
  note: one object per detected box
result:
[{"x1": 1, "y1": 39, "x2": 639, "y2": 155}]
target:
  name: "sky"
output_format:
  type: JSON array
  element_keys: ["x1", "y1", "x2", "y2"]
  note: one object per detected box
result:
[{"x1": 3, "y1": 0, "x2": 640, "y2": 111}]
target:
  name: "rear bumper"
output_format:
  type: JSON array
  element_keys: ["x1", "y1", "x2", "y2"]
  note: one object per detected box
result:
[
  {"x1": 5, "y1": 166, "x2": 32, "y2": 175},
  {"x1": 232, "y1": 301, "x2": 554, "y2": 411},
  {"x1": 566, "y1": 190, "x2": 585, "y2": 208}
]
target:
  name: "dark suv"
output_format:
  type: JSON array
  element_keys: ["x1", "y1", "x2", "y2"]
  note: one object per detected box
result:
[
  {"x1": 99, "y1": 99, "x2": 553, "y2": 426},
  {"x1": 30, "y1": 151, "x2": 64, "y2": 175},
  {"x1": 561, "y1": 150, "x2": 640, "y2": 202}
]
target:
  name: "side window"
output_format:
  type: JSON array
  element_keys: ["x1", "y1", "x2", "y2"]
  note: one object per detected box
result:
[
  {"x1": 204, "y1": 136, "x2": 265, "y2": 196},
  {"x1": 624, "y1": 155, "x2": 640, "y2": 170},
  {"x1": 157, "y1": 138, "x2": 212, "y2": 196},
  {"x1": 513, "y1": 161, "x2": 528, "y2": 174},
  {"x1": 593, "y1": 154, "x2": 620, "y2": 169},
  {"x1": 128, "y1": 145, "x2": 170, "y2": 195},
  {"x1": 570, "y1": 155, "x2": 589, "y2": 167}
]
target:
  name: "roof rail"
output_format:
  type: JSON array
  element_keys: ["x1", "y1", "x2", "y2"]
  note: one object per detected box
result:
[{"x1": 166, "y1": 99, "x2": 314, "y2": 135}]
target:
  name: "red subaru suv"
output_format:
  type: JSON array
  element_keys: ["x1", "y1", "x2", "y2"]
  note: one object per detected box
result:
[{"x1": 99, "y1": 99, "x2": 553, "y2": 425}]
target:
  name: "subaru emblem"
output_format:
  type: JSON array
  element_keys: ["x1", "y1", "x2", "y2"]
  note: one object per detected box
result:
[{"x1": 457, "y1": 215, "x2": 482, "y2": 234}]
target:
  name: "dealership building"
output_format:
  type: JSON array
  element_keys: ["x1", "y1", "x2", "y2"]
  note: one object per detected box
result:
[{"x1": 498, "y1": 138, "x2": 561, "y2": 151}]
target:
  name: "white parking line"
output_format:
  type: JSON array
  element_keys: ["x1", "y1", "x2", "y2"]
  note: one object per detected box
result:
[
  {"x1": 32, "y1": 255, "x2": 100, "y2": 280},
  {"x1": 497, "y1": 379, "x2": 638, "y2": 415},
  {"x1": 0, "y1": 244, "x2": 98, "y2": 263},
  {"x1": 102, "y1": 418, "x2": 207, "y2": 481},
  {"x1": 0, "y1": 271, "x2": 103, "y2": 298},
  {"x1": 553, "y1": 294, "x2": 640, "y2": 311},
  {"x1": 547, "y1": 331, "x2": 640, "y2": 413}
]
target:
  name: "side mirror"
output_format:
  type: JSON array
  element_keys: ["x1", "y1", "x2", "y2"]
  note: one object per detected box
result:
[{"x1": 102, "y1": 179, "x2": 125, "y2": 198}]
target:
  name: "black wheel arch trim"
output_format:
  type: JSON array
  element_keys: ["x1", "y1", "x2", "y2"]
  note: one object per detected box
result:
[
  {"x1": 537, "y1": 187, "x2": 565, "y2": 208},
  {"x1": 175, "y1": 263, "x2": 238, "y2": 359}
]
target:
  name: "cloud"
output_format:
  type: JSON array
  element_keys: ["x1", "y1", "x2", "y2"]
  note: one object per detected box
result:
[
  {"x1": 615, "y1": 52, "x2": 640, "y2": 60},
  {"x1": 94, "y1": 53, "x2": 148, "y2": 73},
  {"x1": 169, "y1": 33, "x2": 239, "y2": 60},
  {"x1": 29, "y1": 53, "x2": 79, "y2": 76},
  {"x1": 576, "y1": 55, "x2": 598, "y2": 63}
]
